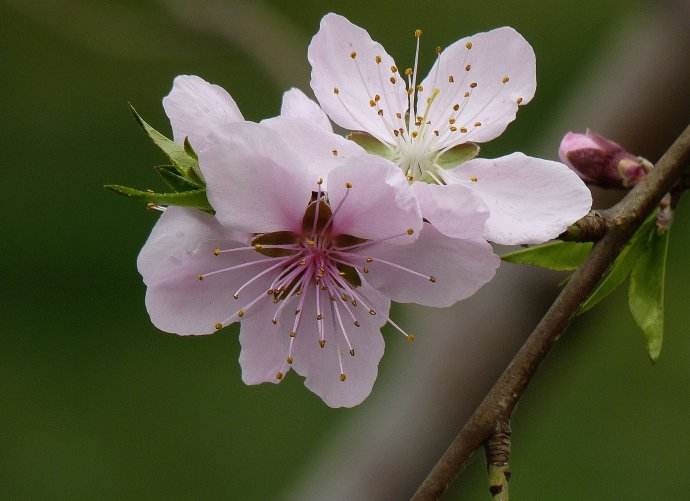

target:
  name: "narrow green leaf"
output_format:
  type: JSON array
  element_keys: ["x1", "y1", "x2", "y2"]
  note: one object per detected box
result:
[
  {"x1": 436, "y1": 142, "x2": 480, "y2": 169},
  {"x1": 628, "y1": 228, "x2": 670, "y2": 361},
  {"x1": 104, "y1": 184, "x2": 213, "y2": 211},
  {"x1": 153, "y1": 165, "x2": 201, "y2": 192},
  {"x1": 346, "y1": 132, "x2": 394, "y2": 159},
  {"x1": 129, "y1": 104, "x2": 197, "y2": 177},
  {"x1": 501, "y1": 240, "x2": 593, "y2": 271},
  {"x1": 579, "y1": 215, "x2": 656, "y2": 314}
]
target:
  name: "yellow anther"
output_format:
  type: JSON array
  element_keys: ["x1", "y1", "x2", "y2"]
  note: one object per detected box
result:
[
  {"x1": 390, "y1": 76, "x2": 397, "y2": 84},
  {"x1": 287, "y1": 356, "x2": 293, "y2": 364},
  {"x1": 345, "y1": 181, "x2": 353, "y2": 189},
  {"x1": 369, "y1": 99, "x2": 376, "y2": 107},
  {"x1": 416, "y1": 85, "x2": 424, "y2": 92},
  {"x1": 339, "y1": 373, "x2": 347, "y2": 382},
  {"x1": 435, "y1": 46, "x2": 442, "y2": 54},
  {"x1": 517, "y1": 97, "x2": 524, "y2": 104},
  {"x1": 465, "y1": 64, "x2": 472, "y2": 71},
  {"x1": 368, "y1": 309, "x2": 376, "y2": 315},
  {"x1": 253, "y1": 243, "x2": 263, "y2": 250},
  {"x1": 375, "y1": 55, "x2": 382, "y2": 64},
  {"x1": 396, "y1": 112, "x2": 402, "y2": 119},
  {"x1": 414, "y1": 29, "x2": 423, "y2": 38},
  {"x1": 429, "y1": 275, "x2": 437, "y2": 283},
  {"x1": 465, "y1": 41, "x2": 473, "y2": 49},
  {"x1": 407, "y1": 175, "x2": 414, "y2": 181},
  {"x1": 366, "y1": 257, "x2": 373, "y2": 263},
  {"x1": 464, "y1": 91, "x2": 470, "y2": 97},
  {"x1": 460, "y1": 127, "x2": 468, "y2": 133},
  {"x1": 289, "y1": 330, "x2": 296, "y2": 338},
  {"x1": 450, "y1": 126, "x2": 457, "y2": 132},
  {"x1": 319, "y1": 340, "x2": 326, "y2": 348},
  {"x1": 316, "y1": 314, "x2": 323, "y2": 320},
  {"x1": 470, "y1": 176, "x2": 478, "y2": 182},
  {"x1": 304, "y1": 238, "x2": 316, "y2": 246},
  {"x1": 433, "y1": 130, "x2": 439, "y2": 136},
  {"x1": 333, "y1": 87, "x2": 340, "y2": 95},
  {"x1": 470, "y1": 82, "x2": 477, "y2": 88},
  {"x1": 391, "y1": 65, "x2": 398, "y2": 73},
  {"x1": 214, "y1": 322, "x2": 223, "y2": 330},
  {"x1": 237, "y1": 309, "x2": 245, "y2": 318},
  {"x1": 374, "y1": 94, "x2": 381, "y2": 102},
  {"x1": 449, "y1": 118, "x2": 456, "y2": 124},
  {"x1": 448, "y1": 75, "x2": 455, "y2": 83},
  {"x1": 406, "y1": 228, "x2": 414, "y2": 235},
  {"x1": 411, "y1": 131, "x2": 418, "y2": 138},
  {"x1": 349, "y1": 348, "x2": 355, "y2": 356},
  {"x1": 197, "y1": 274, "x2": 204, "y2": 281},
  {"x1": 317, "y1": 177, "x2": 324, "y2": 185},
  {"x1": 407, "y1": 334, "x2": 416, "y2": 343},
  {"x1": 350, "y1": 51, "x2": 357, "y2": 59},
  {"x1": 404, "y1": 67, "x2": 413, "y2": 76},
  {"x1": 354, "y1": 320, "x2": 360, "y2": 327},
  {"x1": 332, "y1": 149, "x2": 338, "y2": 156},
  {"x1": 233, "y1": 293, "x2": 239, "y2": 299},
  {"x1": 213, "y1": 248, "x2": 221, "y2": 256},
  {"x1": 502, "y1": 75, "x2": 510, "y2": 84},
  {"x1": 377, "y1": 109, "x2": 384, "y2": 116},
  {"x1": 474, "y1": 121, "x2": 482, "y2": 127},
  {"x1": 276, "y1": 371, "x2": 284, "y2": 380},
  {"x1": 453, "y1": 103, "x2": 460, "y2": 111},
  {"x1": 272, "y1": 318, "x2": 278, "y2": 325}
]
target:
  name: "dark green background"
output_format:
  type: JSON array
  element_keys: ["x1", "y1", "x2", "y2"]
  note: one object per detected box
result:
[{"x1": 2, "y1": 1, "x2": 688, "y2": 499}]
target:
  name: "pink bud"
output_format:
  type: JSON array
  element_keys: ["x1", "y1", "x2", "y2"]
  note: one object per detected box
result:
[{"x1": 559, "y1": 130, "x2": 650, "y2": 188}]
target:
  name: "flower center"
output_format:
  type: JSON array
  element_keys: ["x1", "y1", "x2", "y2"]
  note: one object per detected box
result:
[{"x1": 201, "y1": 179, "x2": 433, "y2": 382}]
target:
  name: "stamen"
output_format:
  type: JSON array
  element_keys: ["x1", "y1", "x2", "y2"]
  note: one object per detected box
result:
[
  {"x1": 337, "y1": 346, "x2": 346, "y2": 382},
  {"x1": 387, "y1": 317, "x2": 416, "y2": 342},
  {"x1": 233, "y1": 256, "x2": 299, "y2": 299},
  {"x1": 197, "y1": 255, "x2": 291, "y2": 280}
]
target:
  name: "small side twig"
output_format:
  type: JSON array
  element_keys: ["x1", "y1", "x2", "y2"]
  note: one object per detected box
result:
[
  {"x1": 412, "y1": 124, "x2": 690, "y2": 501},
  {"x1": 485, "y1": 421, "x2": 512, "y2": 501}
]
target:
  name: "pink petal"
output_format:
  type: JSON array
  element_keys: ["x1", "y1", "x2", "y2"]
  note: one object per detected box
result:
[
  {"x1": 418, "y1": 27, "x2": 536, "y2": 148},
  {"x1": 412, "y1": 182, "x2": 489, "y2": 240},
  {"x1": 327, "y1": 155, "x2": 422, "y2": 243},
  {"x1": 162, "y1": 75, "x2": 244, "y2": 150},
  {"x1": 138, "y1": 207, "x2": 276, "y2": 335},
  {"x1": 308, "y1": 13, "x2": 407, "y2": 145},
  {"x1": 260, "y1": 116, "x2": 365, "y2": 183},
  {"x1": 445, "y1": 153, "x2": 593, "y2": 245},
  {"x1": 361, "y1": 223, "x2": 499, "y2": 308},
  {"x1": 198, "y1": 121, "x2": 314, "y2": 234},
  {"x1": 280, "y1": 87, "x2": 333, "y2": 132},
  {"x1": 293, "y1": 282, "x2": 389, "y2": 408}
]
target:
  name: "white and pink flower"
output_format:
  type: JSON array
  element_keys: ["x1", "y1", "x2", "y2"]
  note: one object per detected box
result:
[
  {"x1": 308, "y1": 13, "x2": 592, "y2": 245},
  {"x1": 137, "y1": 78, "x2": 499, "y2": 407}
]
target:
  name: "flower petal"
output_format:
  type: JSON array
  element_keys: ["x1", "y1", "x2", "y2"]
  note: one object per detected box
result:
[
  {"x1": 138, "y1": 207, "x2": 279, "y2": 335},
  {"x1": 292, "y1": 282, "x2": 389, "y2": 408},
  {"x1": 198, "y1": 121, "x2": 314, "y2": 234},
  {"x1": 361, "y1": 223, "x2": 499, "y2": 307},
  {"x1": 327, "y1": 155, "x2": 422, "y2": 243},
  {"x1": 260, "y1": 116, "x2": 365, "y2": 182},
  {"x1": 445, "y1": 153, "x2": 593, "y2": 245},
  {"x1": 280, "y1": 87, "x2": 333, "y2": 132},
  {"x1": 162, "y1": 75, "x2": 244, "y2": 149},
  {"x1": 418, "y1": 27, "x2": 535, "y2": 149},
  {"x1": 412, "y1": 182, "x2": 489, "y2": 240},
  {"x1": 308, "y1": 12, "x2": 407, "y2": 145}
]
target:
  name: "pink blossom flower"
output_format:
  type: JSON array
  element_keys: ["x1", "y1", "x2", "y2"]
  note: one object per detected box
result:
[
  {"x1": 138, "y1": 92, "x2": 499, "y2": 407},
  {"x1": 308, "y1": 13, "x2": 592, "y2": 245},
  {"x1": 559, "y1": 130, "x2": 651, "y2": 188}
]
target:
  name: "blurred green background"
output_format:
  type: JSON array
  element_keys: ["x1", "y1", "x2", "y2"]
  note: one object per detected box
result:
[{"x1": 2, "y1": 0, "x2": 688, "y2": 499}]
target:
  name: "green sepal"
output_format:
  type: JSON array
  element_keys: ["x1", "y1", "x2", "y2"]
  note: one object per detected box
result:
[
  {"x1": 628, "y1": 227, "x2": 670, "y2": 362},
  {"x1": 579, "y1": 214, "x2": 657, "y2": 314},
  {"x1": 346, "y1": 132, "x2": 394, "y2": 159},
  {"x1": 436, "y1": 142, "x2": 480, "y2": 169},
  {"x1": 501, "y1": 240, "x2": 593, "y2": 271},
  {"x1": 105, "y1": 184, "x2": 213, "y2": 212},
  {"x1": 153, "y1": 165, "x2": 202, "y2": 192},
  {"x1": 129, "y1": 104, "x2": 198, "y2": 179}
]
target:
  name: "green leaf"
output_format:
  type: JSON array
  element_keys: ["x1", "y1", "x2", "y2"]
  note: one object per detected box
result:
[
  {"x1": 628, "y1": 228, "x2": 670, "y2": 361},
  {"x1": 129, "y1": 104, "x2": 198, "y2": 178},
  {"x1": 579, "y1": 215, "x2": 656, "y2": 314},
  {"x1": 346, "y1": 132, "x2": 394, "y2": 159},
  {"x1": 153, "y1": 165, "x2": 201, "y2": 192},
  {"x1": 501, "y1": 240, "x2": 593, "y2": 271},
  {"x1": 104, "y1": 184, "x2": 213, "y2": 211},
  {"x1": 436, "y1": 142, "x2": 480, "y2": 169}
]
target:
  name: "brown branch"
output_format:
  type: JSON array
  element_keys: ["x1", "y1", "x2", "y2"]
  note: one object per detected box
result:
[{"x1": 411, "y1": 124, "x2": 690, "y2": 501}]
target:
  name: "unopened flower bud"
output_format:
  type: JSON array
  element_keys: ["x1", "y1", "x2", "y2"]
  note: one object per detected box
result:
[{"x1": 559, "y1": 130, "x2": 651, "y2": 188}]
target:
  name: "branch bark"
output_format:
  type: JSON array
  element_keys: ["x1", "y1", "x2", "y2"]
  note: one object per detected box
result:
[{"x1": 411, "y1": 124, "x2": 690, "y2": 501}]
